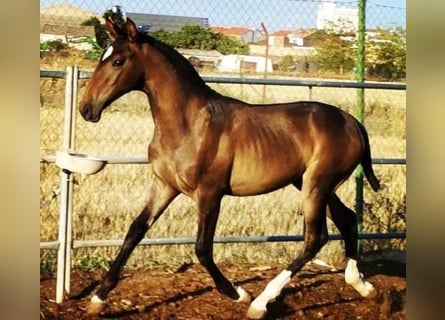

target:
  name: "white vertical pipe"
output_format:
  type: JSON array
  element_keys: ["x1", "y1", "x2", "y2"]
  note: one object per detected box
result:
[
  {"x1": 56, "y1": 66, "x2": 74, "y2": 303},
  {"x1": 69, "y1": 65, "x2": 78, "y2": 148},
  {"x1": 62, "y1": 66, "x2": 74, "y2": 148},
  {"x1": 64, "y1": 173, "x2": 73, "y2": 295},
  {"x1": 64, "y1": 65, "x2": 78, "y2": 294}
]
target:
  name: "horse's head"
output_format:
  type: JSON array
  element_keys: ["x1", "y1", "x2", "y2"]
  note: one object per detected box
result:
[{"x1": 79, "y1": 18, "x2": 144, "y2": 122}]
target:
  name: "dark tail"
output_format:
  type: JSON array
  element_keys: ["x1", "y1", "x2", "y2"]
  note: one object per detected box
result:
[{"x1": 357, "y1": 121, "x2": 380, "y2": 192}]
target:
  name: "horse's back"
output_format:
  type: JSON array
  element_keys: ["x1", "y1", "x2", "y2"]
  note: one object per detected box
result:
[{"x1": 230, "y1": 100, "x2": 358, "y2": 153}]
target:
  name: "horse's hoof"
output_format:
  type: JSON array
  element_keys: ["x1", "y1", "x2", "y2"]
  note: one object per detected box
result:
[
  {"x1": 87, "y1": 295, "x2": 106, "y2": 315},
  {"x1": 235, "y1": 286, "x2": 251, "y2": 304},
  {"x1": 246, "y1": 304, "x2": 267, "y2": 319},
  {"x1": 364, "y1": 286, "x2": 378, "y2": 299},
  {"x1": 356, "y1": 280, "x2": 377, "y2": 299}
]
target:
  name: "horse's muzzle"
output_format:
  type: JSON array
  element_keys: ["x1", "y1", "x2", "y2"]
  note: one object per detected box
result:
[{"x1": 79, "y1": 103, "x2": 101, "y2": 122}]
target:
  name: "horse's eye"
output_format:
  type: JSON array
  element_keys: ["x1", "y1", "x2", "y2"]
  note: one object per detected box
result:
[{"x1": 112, "y1": 59, "x2": 123, "y2": 67}]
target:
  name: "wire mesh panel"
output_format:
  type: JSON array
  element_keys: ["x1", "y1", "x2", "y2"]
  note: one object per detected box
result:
[{"x1": 40, "y1": 0, "x2": 406, "y2": 269}]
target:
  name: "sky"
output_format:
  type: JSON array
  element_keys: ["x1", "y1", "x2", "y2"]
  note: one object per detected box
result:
[{"x1": 40, "y1": 0, "x2": 406, "y2": 31}]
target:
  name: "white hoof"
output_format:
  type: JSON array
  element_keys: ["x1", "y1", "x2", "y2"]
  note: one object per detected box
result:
[
  {"x1": 235, "y1": 286, "x2": 251, "y2": 303},
  {"x1": 246, "y1": 269, "x2": 292, "y2": 319},
  {"x1": 246, "y1": 303, "x2": 267, "y2": 319},
  {"x1": 362, "y1": 282, "x2": 378, "y2": 299},
  {"x1": 345, "y1": 259, "x2": 377, "y2": 298},
  {"x1": 87, "y1": 295, "x2": 106, "y2": 315}
]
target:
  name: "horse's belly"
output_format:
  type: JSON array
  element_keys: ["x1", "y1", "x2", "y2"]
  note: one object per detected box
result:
[{"x1": 229, "y1": 161, "x2": 301, "y2": 196}]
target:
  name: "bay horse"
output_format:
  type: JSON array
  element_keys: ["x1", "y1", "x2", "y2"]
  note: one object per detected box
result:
[{"x1": 79, "y1": 17, "x2": 380, "y2": 319}]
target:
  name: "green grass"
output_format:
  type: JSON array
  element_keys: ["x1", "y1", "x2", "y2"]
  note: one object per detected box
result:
[{"x1": 40, "y1": 76, "x2": 406, "y2": 272}]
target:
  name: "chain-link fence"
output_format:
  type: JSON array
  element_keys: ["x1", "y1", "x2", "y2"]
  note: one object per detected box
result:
[{"x1": 40, "y1": 1, "x2": 406, "y2": 272}]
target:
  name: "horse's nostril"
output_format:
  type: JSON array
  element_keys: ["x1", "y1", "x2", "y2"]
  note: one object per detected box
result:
[
  {"x1": 80, "y1": 104, "x2": 92, "y2": 120},
  {"x1": 79, "y1": 103, "x2": 101, "y2": 122}
]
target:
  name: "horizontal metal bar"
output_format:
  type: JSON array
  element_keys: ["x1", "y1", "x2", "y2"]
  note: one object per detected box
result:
[
  {"x1": 40, "y1": 241, "x2": 59, "y2": 249},
  {"x1": 202, "y1": 76, "x2": 406, "y2": 90},
  {"x1": 39, "y1": 155, "x2": 149, "y2": 164},
  {"x1": 41, "y1": 156, "x2": 405, "y2": 166},
  {"x1": 78, "y1": 70, "x2": 93, "y2": 79},
  {"x1": 372, "y1": 158, "x2": 406, "y2": 165},
  {"x1": 71, "y1": 232, "x2": 405, "y2": 249},
  {"x1": 100, "y1": 157, "x2": 148, "y2": 164},
  {"x1": 40, "y1": 70, "x2": 67, "y2": 79},
  {"x1": 75, "y1": 70, "x2": 405, "y2": 90}
]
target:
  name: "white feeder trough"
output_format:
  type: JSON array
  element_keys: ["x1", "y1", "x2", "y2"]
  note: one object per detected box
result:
[{"x1": 55, "y1": 151, "x2": 107, "y2": 175}]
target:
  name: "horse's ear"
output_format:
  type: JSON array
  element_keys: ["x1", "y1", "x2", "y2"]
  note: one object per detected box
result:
[
  {"x1": 126, "y1": 18, "x2": 138, "y2": 42},
  {"x1": 105, "y1": 17, "x2": 123, "y2": 40}
]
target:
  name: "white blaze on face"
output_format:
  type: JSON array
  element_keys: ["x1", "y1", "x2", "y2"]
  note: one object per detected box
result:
[{"x1": 102, "y1": 46, "x2": 114, "y2": 61}]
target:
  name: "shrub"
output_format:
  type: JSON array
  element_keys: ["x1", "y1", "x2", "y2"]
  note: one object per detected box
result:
[{"x1": 42, "y1": 39, "x2": 68, "y2": 52}]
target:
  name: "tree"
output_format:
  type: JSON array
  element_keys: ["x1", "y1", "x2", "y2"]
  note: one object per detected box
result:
[
  {"x1": 81, "y1": 8, "x2": 126, "y2": 49},
  {"x1": 214, "y1": 33, "x2": 249, "y2": 55},
  {"x1": 151, "y1": 25, "x2": 249, "y2": 55},
  {"x1": 103, "y1": 8, "x2": 126, "y2": 29},
  {"x1": 365, "y1": 27, "x2": 406, "y2": 81},
  {"x1": 81, "y1": 17, "x2": 110, "y2": 49},
  {"x1": 313, "y1": 30, "x2": 356, "y2": 75},
  {"x1": 277, "y1": 55, "x2": 295, "y2": 72},
  {"x1": 149, "y1": 28, "x2": 175, "y2": 47}
]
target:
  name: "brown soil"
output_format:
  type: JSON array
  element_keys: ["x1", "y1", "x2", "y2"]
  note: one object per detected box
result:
[{"x1": 40, "y1": 258, "x2": 405, "y2": 320}]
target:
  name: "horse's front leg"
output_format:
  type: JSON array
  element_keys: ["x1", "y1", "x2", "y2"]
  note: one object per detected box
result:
[
  {"x1": 87, "y1": 175, "x2": 178, "y2": 315},
  {"x1": 195, "y1": 191, "x2": 251, "y2": 304}
]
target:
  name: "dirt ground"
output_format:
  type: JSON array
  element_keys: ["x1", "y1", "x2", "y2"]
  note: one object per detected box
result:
[{"x1": 40, "y1": 257, "x2": 405, "y2": 320}]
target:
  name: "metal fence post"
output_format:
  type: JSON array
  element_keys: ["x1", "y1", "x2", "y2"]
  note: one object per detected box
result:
[
  {"x1": 355, "y1": 0, "x2": 366, "y2": 254},
  {"x1": 64, "y1": 65, "x2": 78, "y2": 295},
  {"x1": 55, "y1": 66, "x2": 76, "y2": 303}
]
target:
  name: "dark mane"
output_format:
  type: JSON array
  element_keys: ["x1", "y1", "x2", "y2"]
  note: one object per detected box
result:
[{"x1": 140, "y1": 33, "x2": 209, "y2": 91}]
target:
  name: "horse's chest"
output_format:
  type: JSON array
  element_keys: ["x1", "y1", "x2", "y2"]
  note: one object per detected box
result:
[{"x1": 148, "y1": 138, "x2": 212, "y2": 193}]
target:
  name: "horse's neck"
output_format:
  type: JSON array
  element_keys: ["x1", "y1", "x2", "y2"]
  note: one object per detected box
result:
[{"x1": 141, "y1": 43, "x2": 210, "y2": 137}]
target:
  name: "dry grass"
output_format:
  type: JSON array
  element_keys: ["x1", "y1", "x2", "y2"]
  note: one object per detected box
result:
[{"x1": 40, "y1": 50, "x2": 406, "y2": 271}]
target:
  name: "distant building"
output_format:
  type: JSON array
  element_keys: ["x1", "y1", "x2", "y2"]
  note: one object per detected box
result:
[
  {"x1": 216, "y1": 55, "x2": 273, "y2": 73},
  {"x1": 316, "y1": 0, "x2": 358, "y2": 31},
  {"x1": 268, "y1": 30, "x2": 290, "y2": 47},
  {"x1": 287, "y1": 29, "x2": 326, "y2": 47},
  {"x1": 210, "y1": 26, "x2": 265, "y2": 43},
  {"x1": 126, "y1": 12, "x2": 208, "y2": 32},
  {"x1": 178, "y1": 49, "x2": 223, "y2": 69},
  {"x1": 265, "y1": 29, "x2": 324, "y2": 48}
]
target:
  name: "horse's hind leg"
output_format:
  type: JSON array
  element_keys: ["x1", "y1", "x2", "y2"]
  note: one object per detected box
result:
[
  {"x1": 247, "y1": 174, "x2": 330, "y2": 319},
  {"x1": 87, "y1": 175, "x2": 178, "y2": 315},
  {"x1": 195, "y1": 190, "x2": 251, "y2": 304},
  {"x1": 327, "y1": 193, "x2": 377, "y2": 298}
]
